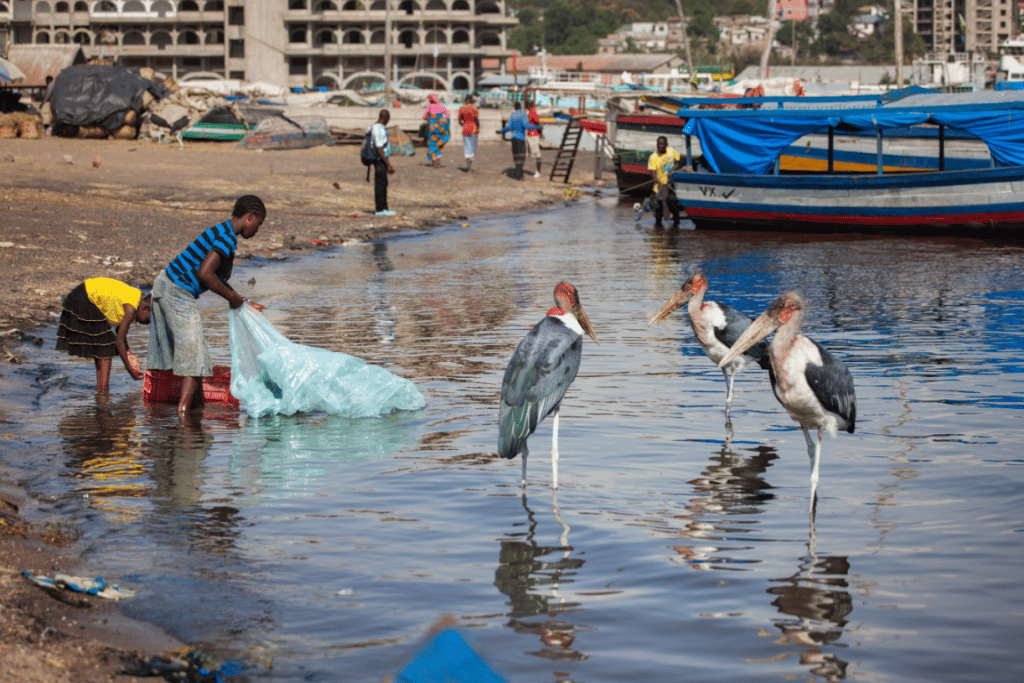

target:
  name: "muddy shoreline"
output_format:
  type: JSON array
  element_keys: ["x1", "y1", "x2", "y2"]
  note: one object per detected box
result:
[{"x1": 0, "y1": 134, "x2": 608, "y2": 681}]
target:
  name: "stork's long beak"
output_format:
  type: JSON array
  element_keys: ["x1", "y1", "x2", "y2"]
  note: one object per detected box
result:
[
  {"x1": 648, "y1": 288, "x2": 690, "y2": 327},
  {"x1": 573, "y1": 302, "x2": 599, "y2": 344},
  {"x1": 718, "y1": 311, "x2": 778, "y2": 368}
]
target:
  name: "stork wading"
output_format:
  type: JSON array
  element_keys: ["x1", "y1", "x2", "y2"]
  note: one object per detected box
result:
[
  {"x1": 718, "y1": 292, "x2": 856, "y2": 511},
  {"x1": 649, "y1": 273, "x2": 770, "y2": 422},
  {"x1": 499, "y1": 282, "x2": 599, "y2": 489}
]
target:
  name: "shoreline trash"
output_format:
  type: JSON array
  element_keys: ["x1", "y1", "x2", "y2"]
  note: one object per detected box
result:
[{"x1": 22, "y1": 571, "x2": 136, "y2": 600}]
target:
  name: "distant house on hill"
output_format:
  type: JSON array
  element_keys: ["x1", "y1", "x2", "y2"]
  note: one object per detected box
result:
[
  {"x1": 850, "y1": 6, "x2": 888, "y2": 39},
  {"x1": 714, "y1": 15, "x2": 771, "y2": 54}
]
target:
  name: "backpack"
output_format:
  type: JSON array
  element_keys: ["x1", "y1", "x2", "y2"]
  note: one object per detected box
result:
[{"x1": 360, "y1": 130, "x2": 379, "y2": 182}]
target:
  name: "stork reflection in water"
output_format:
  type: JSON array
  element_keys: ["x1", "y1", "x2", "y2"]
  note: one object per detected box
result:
[{"x1": 718, "y1": 292, "x2": 856, "y2": 512}]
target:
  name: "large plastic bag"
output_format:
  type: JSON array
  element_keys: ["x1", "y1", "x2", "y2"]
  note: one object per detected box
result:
[{"x1": 229, "y1": 306, "x2": 425, "y2": 418}]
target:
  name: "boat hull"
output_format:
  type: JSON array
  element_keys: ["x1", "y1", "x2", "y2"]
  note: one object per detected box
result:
[{"x1": 672, "y1": 166, "x2": 1024, "y2": 234}]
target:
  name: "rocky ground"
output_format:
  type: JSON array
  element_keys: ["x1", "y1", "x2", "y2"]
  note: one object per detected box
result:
[{"x1": 0, "y1": 133, "x2": 608, "y2": 681}]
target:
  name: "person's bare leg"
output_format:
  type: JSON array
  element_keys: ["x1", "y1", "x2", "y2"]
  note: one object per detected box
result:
[
  {"x1": 95, "y1": 357, "x2": 112, "y2": 393},
  {"x1": 178, "y1": 376, "x2": 201, "y2": 416}
]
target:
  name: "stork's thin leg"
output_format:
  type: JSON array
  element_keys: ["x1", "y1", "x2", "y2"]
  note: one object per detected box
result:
[
  {"x1": 551, "y1": 410, "x2": 560, "y2": 490},
  {"x1": 521, "y1": 448, "x2": 529, "y2": 488},
  {"x1": 802, "y1": 427, "x2": 819, "y2": 512},
  {"x1": 721, "y1": 367, "x2": 736, "y2": 417}
]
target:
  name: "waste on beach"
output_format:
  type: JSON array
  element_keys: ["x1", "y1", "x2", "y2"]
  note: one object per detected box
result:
[
  {"x1": 22, "y1": 570, "x2": 136, "y2": 600},
  {"x1": 229, "y1": 305, "x2": 426, "y2": 418},
  {"x1": 393, "y1": 619, "x2": 507, "y2": 683},
  {"x1": 120, "y1": 648, "x2": 245, "y2": 683}
]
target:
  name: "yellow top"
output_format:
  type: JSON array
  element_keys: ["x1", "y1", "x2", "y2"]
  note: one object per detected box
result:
[
  {"x1": 84, "y1": 277, "x2": 142, "y2": 325},
  {"x1": 648, "y1": 148, "x2": 682, "y2": 187}
]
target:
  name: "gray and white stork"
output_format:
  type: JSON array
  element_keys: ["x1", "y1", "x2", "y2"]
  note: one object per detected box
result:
[
  {"x1": 718, "y1": 291, "x2": 856, "y2": 510},
  {"x1": 499, "y1": 281, "x2": 599, "y2": 489},
  {"x1": 649, "y1": 273, "x2": 771, "y2": 419}
]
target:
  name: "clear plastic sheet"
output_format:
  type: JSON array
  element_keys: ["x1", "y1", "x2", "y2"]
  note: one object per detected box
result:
[{"x1": 229, "y1": 306, "x2": 425, "y2": 418}]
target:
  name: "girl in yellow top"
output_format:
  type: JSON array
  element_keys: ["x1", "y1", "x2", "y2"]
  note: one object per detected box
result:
[{"x1": 56, "y1": 277, "x2": 152, "y2": 393}]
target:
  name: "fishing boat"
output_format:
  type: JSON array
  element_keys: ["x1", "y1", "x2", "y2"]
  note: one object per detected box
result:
[
  {"x1": 666, "y1": 90, "x2": 1024, "y2": 234},
  {"x1": 610, "y1": 92, "x2": 989, "y2": 197}
]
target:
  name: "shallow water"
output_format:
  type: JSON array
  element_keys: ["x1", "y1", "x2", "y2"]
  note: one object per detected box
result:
[{"x1": 3, "y1": 198, "x2": 1024, "y2": 682}]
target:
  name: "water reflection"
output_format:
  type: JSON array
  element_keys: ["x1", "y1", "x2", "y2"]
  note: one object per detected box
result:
[
  {"x1": 670, "y1": 443, "x2": 778, "y2": 569},
  {"x1": 58, "y1": 394, "x2": 146, "y2": 517},
  {"x1": 766, "y1": 548, "x2": 853, "y2": 682},
  {"x1": 495, "y1": 491, "x2": 588, "y2": 664},
  {"x1": 146, "y1": 411, "x2": 243, "y2": 553},
  {"x1": 228, "y1": 412, "x2": 424, "y2": 501}
]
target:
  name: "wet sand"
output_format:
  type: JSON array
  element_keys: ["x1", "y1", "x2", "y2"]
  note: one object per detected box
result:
[{"x1": 0, "y1": 134, "x2": 606, "y2": 681}]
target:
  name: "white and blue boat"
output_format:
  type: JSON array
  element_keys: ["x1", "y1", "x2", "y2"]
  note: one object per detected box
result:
[{"x1": 668, "y1": 89, "x2": 1024, "y2": 234}]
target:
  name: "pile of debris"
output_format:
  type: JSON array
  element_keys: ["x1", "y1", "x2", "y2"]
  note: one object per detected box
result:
[{"x1": 0, "y1": 111, "x2": 42, "y2": 139}]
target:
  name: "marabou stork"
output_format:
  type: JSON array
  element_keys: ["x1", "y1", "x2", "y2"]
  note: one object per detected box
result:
[
  {"x1": 649, "y1": 273, "x2": 771, "y2": 419},
  {"x1": 718, "y1": 292, "x2": 856, "y2": 509},
  {"x1": 499, "y1": 282, "x2": 599, "y2": 489}
]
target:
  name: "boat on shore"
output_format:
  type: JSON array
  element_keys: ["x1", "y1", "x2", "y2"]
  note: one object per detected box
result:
[{"x1": 665, "y1": 90, "x2": 1024, "y2": 235}]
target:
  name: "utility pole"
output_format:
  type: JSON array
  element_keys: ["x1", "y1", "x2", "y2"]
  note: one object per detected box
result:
[
  {"x1": 672, "y1": 0, "x2": 694, "y2": 85},
  {"x1": 894, "y1": 0, "x2": 904, "y2": 88},
  {"x1": 384, "y1": 0, "x2": 392, "y2": 106},
  {"x1": 760, "y1": 0, "x2": 778, "y2": 78}
]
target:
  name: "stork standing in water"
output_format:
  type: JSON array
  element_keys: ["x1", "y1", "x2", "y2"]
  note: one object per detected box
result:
[
  {"x1": 499, "y1": 282, "x2": 599, "y2": 489},
  {"x1": 649, "y1": 273, "x2": 770, "y2": 421},
  {"x1": 718, "y1": 292, "x2": 856, "y2": 511}
]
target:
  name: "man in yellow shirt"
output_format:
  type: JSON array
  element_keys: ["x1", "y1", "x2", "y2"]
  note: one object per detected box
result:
[{"x1": 647, "y1": 136, "x2": 683, "y2": 228}]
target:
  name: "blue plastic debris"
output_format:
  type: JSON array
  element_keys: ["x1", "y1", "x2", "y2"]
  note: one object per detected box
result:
[
  {"x1": 396, "y1": 628, "x2": 507, "y2": 683},
  {"x1": 22, "y1": 571, "x2": 136, "y2": 600}
]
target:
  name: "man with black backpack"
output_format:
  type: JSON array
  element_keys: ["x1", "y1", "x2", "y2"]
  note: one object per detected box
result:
[{"x1": 363, "y1": 109, "x2": 396, "y2": 217}]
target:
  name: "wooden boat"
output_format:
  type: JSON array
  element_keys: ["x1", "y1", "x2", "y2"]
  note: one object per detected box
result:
[
  {"x1": 611, "y1": 91, "x2": 990, "y2": 198},
  {"x1": 667, "y1": 90, "x2": 1024, "y2": 234}
]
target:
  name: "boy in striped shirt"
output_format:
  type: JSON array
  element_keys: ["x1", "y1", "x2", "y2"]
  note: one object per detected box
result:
[{"x1": 148, "y1": 195, "x2": 266, "y2": 416}]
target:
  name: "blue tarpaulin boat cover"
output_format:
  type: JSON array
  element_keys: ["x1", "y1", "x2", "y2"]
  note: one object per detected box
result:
[
  {"x1": 682, "y1": 108, "x2": 1024, "y2": 175},
  {"x1": 396, "y1": 628, "x2": 507, "y2": 683}
]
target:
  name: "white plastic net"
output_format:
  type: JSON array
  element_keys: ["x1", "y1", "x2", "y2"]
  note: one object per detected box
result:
[{"x1": 229, "y1": 306, "x2": 426, "y2": 418}]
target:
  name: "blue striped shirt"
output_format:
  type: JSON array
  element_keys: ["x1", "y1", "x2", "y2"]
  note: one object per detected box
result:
[{"x1": 165, "y1": 221, "x2": 238, "y2": 298}]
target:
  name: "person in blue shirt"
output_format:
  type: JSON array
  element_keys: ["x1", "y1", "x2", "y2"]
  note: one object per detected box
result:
[
  {"x1": 496, "y1": 100, "x2": 538, "y2": 180},
  {"x1": 148, "y1": 194, "x2": 267, "y2": 416}
]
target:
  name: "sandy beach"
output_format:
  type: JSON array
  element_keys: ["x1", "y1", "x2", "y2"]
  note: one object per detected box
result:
[{"x1": 0, "y1": 133, "x2": 605, "y2": 681}]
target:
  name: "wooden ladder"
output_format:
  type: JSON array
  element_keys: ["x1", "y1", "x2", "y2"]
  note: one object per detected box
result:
[{"x1": 548, "y1": 115, "x2": 585, "y2": 184}]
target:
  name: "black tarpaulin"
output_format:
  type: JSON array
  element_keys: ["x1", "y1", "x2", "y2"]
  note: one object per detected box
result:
[{"x1": 51, "y1": 64, "x2": 167, "y2": 129}]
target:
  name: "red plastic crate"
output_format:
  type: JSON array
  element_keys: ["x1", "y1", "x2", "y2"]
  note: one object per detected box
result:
[{"x1": 143, "y1": 365, "x2": 239, "y2": 407}]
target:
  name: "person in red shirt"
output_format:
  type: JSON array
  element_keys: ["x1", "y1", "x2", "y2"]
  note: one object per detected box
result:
[
  {"x1": 457, "y1": 94, "x2": 480, "y2": 173},
  {"x1": 526, "y1": 98, "x2": 543, "y2": 178}
]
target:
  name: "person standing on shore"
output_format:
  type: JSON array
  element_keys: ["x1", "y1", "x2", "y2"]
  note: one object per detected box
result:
[
  {"x1": 525, "y1": 98, "x2": 544, "y2": 178},
  {"x1": 457, "y1": 94, "x2": 479, "y2": 173},
  {"x1": 423, "y1": 94, "x2": 450, "y2": 169},
  {"x1": 647, "y1": 135, "x2": 683, "y2": 228},
  {"x1": 496, "y1": 101, "x2": 538, "y2": 181},
  {"x1": 55, "y1": 277, "x2": 152, "y2": 393},
  {"x1": 369, "y1": 110, "x2": 396, "y2": 216},
  {"x1": 148, "y1": 195, "x2": 267, "y2": 416}
]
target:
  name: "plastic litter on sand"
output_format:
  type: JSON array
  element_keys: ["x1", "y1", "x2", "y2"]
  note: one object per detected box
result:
[{"x1": 23, "y1": 571, "x2": 136, "y2": 600}]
